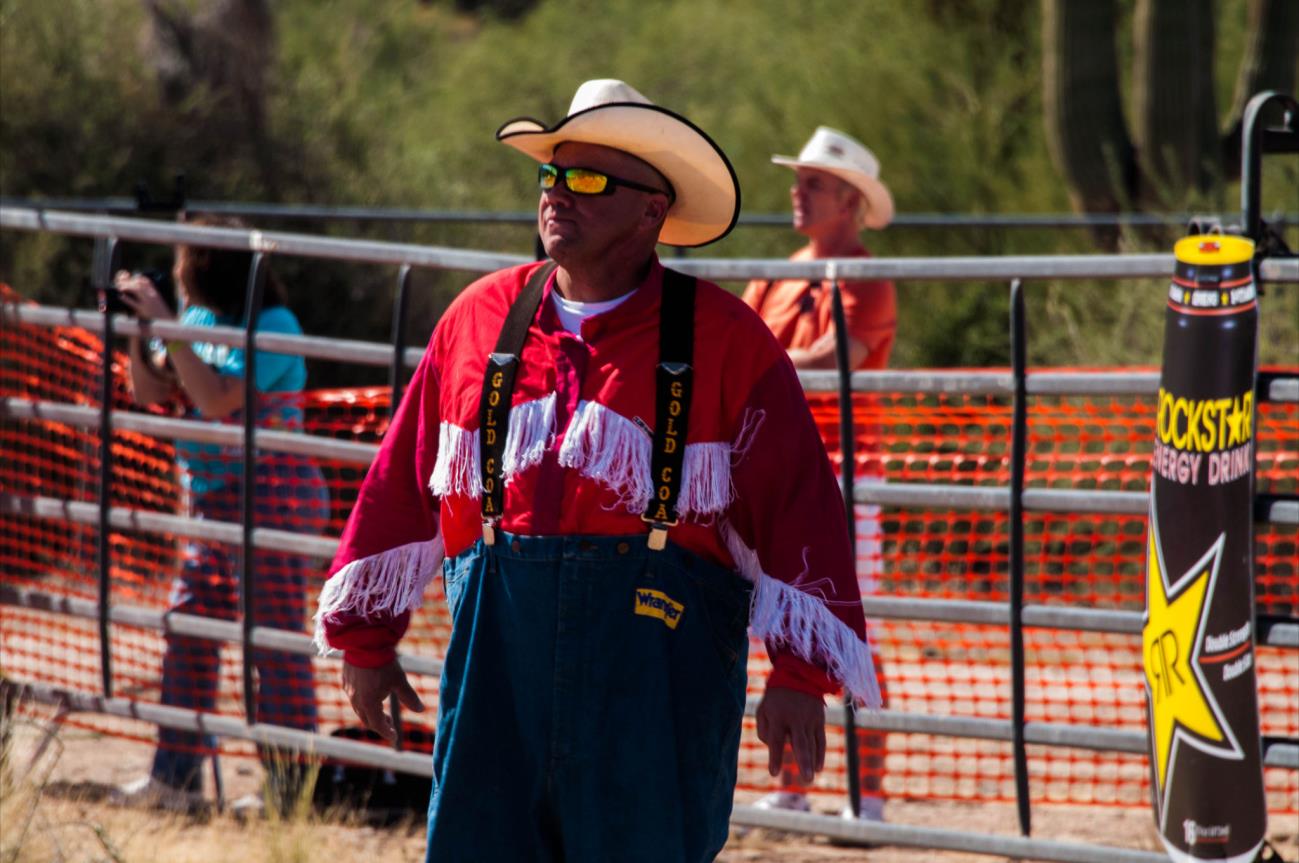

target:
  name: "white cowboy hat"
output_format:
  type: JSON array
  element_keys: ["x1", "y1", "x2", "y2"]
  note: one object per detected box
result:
[
  {"x1": 496, "y1": 79, "x2": 741, "y2": 248},
  {"x1": 772, "y1": 126, "x2": 894, "y2": 229}
]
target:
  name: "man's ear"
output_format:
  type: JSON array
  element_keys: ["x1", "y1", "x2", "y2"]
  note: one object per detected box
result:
[
  {"x1": 840, "y1": 188, "x2": 863, "y2": 219},
  {"x1": 641, "y1": 194, "x2": 671, "y2": 231}
]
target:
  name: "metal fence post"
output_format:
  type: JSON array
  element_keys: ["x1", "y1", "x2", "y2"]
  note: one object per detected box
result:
[
  {"x1": 92, "y1": 236, "x2": 120, "y2": 698},
  {"x1": 240, "y1": 253, "x2": 269, "y2": 724},
  {"x1": 1008, "y1": 278, "x2": 1031, "y2": 835},
  {"x1": 386, "y1": 263, "x2": 413, "y2": 753},
  {"x1": 828, "y1": 264, "x2": 863, "y2": 817},
  {"x1": 1240, "y1": 91, "x2": 1298, "y2": 247}
]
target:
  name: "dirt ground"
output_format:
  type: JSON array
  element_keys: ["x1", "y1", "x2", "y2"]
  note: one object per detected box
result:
[{"x1": 2, "y1": 713, "x2": 1295, "y2": 863}]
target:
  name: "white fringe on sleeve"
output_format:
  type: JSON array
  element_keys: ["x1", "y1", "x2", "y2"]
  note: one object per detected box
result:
[
  {"x1": 312, "y1": 535, "x2": 446, "y2": 656},
  {"x1": 721, "y1": 523, "x2": 881, "y2": 707}
]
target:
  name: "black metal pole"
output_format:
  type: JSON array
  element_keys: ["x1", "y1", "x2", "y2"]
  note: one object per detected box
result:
[
  {"x1": 240, "y1": 254, "x2": 269, "y2": 725},
  {"x1": 386, "y1": 264, "x2": 413, "y2": 752},
  {"x1": 94, "y1": 236, "x2": 120, "y2": 698},
  {"x1": 828, "y1": 273, "x2": 863, "y2": 818},
  {"x1": 1008, "y1": 278, "x2": 1031, "y2": 836},
  {"x1": 1240, "y1": 91, "x2": 1299, "y2": 244},
  {"x1": 388, "y1": 265, "x2": 414, "y2": 407},
  {"x1": 1237, "y1": 91, "x2": 1291, "y2": 863}
]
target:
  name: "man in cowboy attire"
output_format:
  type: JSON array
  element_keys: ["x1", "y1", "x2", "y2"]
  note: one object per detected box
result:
[
  {"x1": 316, "y1": 81, "x2": 879, "y2": 861},
  {"x1": 743, "y1": 126, "x2": 897, "y2": 822}
]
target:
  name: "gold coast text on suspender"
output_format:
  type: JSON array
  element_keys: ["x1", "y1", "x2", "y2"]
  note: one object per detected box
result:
[
  {"x1": 476, "y1": 263, "x2": 697, "y2": 551},
  {"x1": 641, "y1": 269, "x2": 695, "y2": 550},
  {"x1": 478, "y1": 261, "x2": 556, "y2": 546}
]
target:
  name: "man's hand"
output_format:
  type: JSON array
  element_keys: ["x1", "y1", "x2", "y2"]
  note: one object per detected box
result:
[
  {"x1": 341, "y1": 660, "x2": 425, "y2": 743},
  {"x1": 786, "y1": 330, "x2": 869, "y2": 370},
  {"x1": 756, "y1": 685, "x2": 826, "y2": 783}
]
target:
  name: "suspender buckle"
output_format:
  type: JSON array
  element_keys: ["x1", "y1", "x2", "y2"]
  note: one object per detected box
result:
[
  {"x1": 642, "y1": 516, "x2": 678, "y2": 551},
  {"x1": 482, "y1": 519, "x2": 499, "y2": 546}
]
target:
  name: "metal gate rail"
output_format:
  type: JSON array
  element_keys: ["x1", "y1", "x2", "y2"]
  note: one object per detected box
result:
[{"x1": 2, "y1": 205, "x2": 1297, "y2": 859}]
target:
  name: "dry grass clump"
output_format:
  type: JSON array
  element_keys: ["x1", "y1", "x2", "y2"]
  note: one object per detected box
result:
[
  {"x1": 2, "y1": 704, "x2": 126, "y2": 863},
  {"x1": 0, "y1": 699, "x2": 424, "y2": 863}
]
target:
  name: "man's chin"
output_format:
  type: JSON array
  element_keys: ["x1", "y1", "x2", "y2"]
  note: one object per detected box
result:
[
  {"x1": 542, "y1": 223, "x2": 579, "y2": 246},
  {"x1": 541, "y1": 236, "x2": 580, "y2": 265}
]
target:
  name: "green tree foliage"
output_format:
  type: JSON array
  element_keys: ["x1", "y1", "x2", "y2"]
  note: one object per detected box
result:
[{"x1": 1, "y1": 0, "x2": 1294, "y2": 381}]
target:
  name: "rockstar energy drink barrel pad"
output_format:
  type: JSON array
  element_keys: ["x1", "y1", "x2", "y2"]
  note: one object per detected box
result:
[{"x1": 1144, "y1": 234, "x2": 1266, "y2": 863}]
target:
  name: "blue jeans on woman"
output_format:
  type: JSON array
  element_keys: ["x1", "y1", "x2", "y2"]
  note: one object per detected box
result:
[{"x1": 151, "y1": 455, "x2": 329, "y2": 792}]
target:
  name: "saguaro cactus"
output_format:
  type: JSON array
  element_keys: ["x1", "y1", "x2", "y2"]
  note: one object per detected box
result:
[
  {"x1": 1043, "y1": 0, "x2": 1297, "y2": 228},
  {"x1": 1132, "y1": 0, "x2": 1219, "y2": 199},
  {"x1": 144, "y1": 0, "x2": 279, "y2": 196},
  {"x1": 1043, "y1": 0, "x2": 1138, "y2": 216}
]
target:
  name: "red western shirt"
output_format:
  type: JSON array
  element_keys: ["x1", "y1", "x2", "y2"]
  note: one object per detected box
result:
[{"x1": 316, "y1": 258, "x2": 879, "y2": 704}]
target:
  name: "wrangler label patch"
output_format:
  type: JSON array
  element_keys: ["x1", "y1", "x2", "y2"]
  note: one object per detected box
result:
[{"x1": 634, "y1": 589, "x2": 684, "y2": 630}]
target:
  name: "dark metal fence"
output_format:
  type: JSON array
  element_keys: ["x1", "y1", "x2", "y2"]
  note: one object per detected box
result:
[
  {"x1": 2, "y1": 203, "x2": 1296, "y2": 856},
  {"x1": 3, "y1": 194, "x2": 1293, "y2": 236}
]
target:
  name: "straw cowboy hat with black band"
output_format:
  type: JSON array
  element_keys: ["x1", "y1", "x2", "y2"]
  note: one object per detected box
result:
[
  {"x1": 496, "y1": 78, "x2": 741, "y2": 248},
  {"x1": 772, "y1": 126, "x2": 894, "y2": 230}
]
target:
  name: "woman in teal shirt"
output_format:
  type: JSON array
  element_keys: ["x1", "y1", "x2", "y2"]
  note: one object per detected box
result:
[{"x1": 115, "y1": 215, "x2": 328, "y2": 813}]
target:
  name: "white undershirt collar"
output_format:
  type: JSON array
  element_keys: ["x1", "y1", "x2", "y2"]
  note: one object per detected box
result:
[{"x1": 550, "y1": 289, "x2": 636, "y2": 337}]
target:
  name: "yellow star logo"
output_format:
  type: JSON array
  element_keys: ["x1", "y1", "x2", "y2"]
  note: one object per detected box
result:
[
  {"x1": 1225, "y1": 399, "x2": 1247, "y2": 446},
  {"x1": 1143, "y1": 505, "x2": 1243, "y2": 827}
]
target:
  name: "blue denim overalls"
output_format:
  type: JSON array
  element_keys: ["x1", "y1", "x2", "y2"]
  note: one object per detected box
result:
[{"x1": 427, "y1": 531, "x2": 751, "y2": 862}]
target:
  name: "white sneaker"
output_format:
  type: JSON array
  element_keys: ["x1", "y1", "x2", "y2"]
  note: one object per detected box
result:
[
  {"x1": 229, "y1": 792, "x2": 267, "y2": 821},
  {"x1": 840, "y1": 796, "x2": 885, "y2": 822},
  {"x1": 111, "y1": 776, "x2": 205, "y2": 814},
  {"x1": 752, "y1": 791, "x2": 811, "y2": 812}
]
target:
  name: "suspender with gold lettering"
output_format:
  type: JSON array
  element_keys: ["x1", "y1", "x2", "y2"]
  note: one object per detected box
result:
[
  {"x1": 478, "y1": 261, "x2": 556, "y2": 545},
  {"x1": 476, "y1": 263, "x2": 695, "y2": 550},
  {"x1": 641, "y1": 269, "x2": 696, "y2": 550}
]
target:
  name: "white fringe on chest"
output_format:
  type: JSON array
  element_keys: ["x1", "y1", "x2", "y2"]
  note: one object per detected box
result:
[
  {"x1": 428, "y1": 393, "x2": 557, "y2": 499},
  {"x1": 721, "y1": 522, "x2": 881, "y2": 708},
  {"x1": 313, "y1": 534, "x2": 446, "y2": 656},
  {"x1": 557, "y1": 400, "x2": 733, "y2": 517},
  {"x1": 428, "y1": 397, "x2": 734, "y2": 518}
]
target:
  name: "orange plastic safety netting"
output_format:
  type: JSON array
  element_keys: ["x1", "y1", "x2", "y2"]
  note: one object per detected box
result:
[{"x1": 1, "y1": 283, "x2": 1295, "y2": 816}]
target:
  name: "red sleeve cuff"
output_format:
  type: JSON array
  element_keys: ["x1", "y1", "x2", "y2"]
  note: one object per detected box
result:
[
  {"x1": 342, "y1": 645, "x2": 398, "y2": 669},
  {"x1": 324, "y1": 613, "x2": 407, "y2": 669},
  {"x1": 768, "y1": 652, "x2": 837, "y2": 698}
]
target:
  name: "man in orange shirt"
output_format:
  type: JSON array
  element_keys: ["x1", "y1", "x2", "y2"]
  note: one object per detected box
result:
[
  {"x1": 743, "y1": 126, "x2": 896, "y2": 371},
  {"x1": 743, "y1": 126, "x2": 895, "y2": 822}
]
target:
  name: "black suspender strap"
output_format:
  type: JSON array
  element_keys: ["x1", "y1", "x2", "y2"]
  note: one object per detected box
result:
[
  {"x1": 478, "y1": 261, "x2": 557, "y2": 545},
  {"x1": 476, "y1": 261, "x2": 695, "y2": 550},
  {"x1": 641, "y1": 268, "x2": 696, "y2": 550}
]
